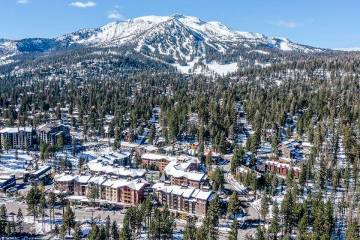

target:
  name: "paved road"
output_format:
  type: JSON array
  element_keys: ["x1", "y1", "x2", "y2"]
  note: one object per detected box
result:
[
  {"x1": 224, "y1": 173, "x2": 260, "y2": 238},
  {"x1": 0, "y1": 198, "x2": 126, "y2": 232}
]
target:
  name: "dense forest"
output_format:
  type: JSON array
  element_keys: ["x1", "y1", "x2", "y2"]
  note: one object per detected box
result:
[{"x1": 0, "y1": 50, "x2": 359, "y2": 239}]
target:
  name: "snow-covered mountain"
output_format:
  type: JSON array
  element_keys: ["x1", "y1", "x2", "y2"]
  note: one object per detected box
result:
[{"x1": 0, "y1": 14, "x2": 326, "y2": 74}]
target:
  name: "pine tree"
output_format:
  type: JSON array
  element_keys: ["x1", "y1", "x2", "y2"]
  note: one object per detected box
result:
[
  {"x1": 63, "y1": 204, "x2": 75, "y2": 235},
  {"x1": 105, "y1": 215, "x2": 111, "y2": 239},
  {"x1": 99, "y1": 226, "x2": 107, "y2": 240},
  {"x1": 260, "y1": 194, "x2": 269, "y2": 222},
  {"x1": 5, "y1": 221, "x2": 12, "y2": 236},
  {"x1": 16, "y1": 208, "x2": 24, "y2": 233},
  {"x1": 111, "y1": 220, "x2": 119, "y2": 240},
  {"x1": 255, "y1": 226, "x2": 266, "y2": 240},
  {"x1": 0, "y1": 204, "x2": 7, "y2": 235},
  {"x1": 39, "y1": 193, "x2": 46, "y2": 232},
  {"x1": 183, "y1": 218, "x2": 196, "y2": 240},
  {"x1": 230, "y1": 147, "x2": 244, "y2": 173},
  {"x1": 120, "y1": 216, "x2": 132, "y2": 240},
  {"x1": 60, "y1": 224, "x2": 67, "y2": 240},
  {"x1": 227, "y1": 220, "x2": 238, "y2": 240},
  {"x1": 73, "y1": 223, "x2": 82, "y2": 240},
  {"x1": 345, "y1": 219, "x2": 359, "y2": 240},
  {"x1": 206, "y1": 196, "x2": 221, "y2": 240},
  {"x1": 268, "y1": 201, "x2": 280, "y2": 240},
  {"x1": 195, "y1": 224, "x2": 207, "y2": 240},
  {"x1": 227, "y1": 192, "x2": 240, "y2": 219},
  {"x1": 88, "y1": 224, "x2": 100, "y2": 240},
  {"x1": 26, "y1": 185, "x2": 41, "y2": 222},
  {"x1": 48, "y1": 191, "x2": 56, "y2": 230}
]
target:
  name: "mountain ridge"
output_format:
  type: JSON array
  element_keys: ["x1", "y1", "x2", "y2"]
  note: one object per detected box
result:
[{"x1": 0, "y1": 14, "x2": 327, "y2": 74}]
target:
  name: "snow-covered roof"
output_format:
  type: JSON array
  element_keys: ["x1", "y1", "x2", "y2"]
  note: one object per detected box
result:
[
  {"x1": 141, "y1": 153, "x2": 175, "y2": 161},
  {"x1": 54, "y1": 173, "x2": 77, "y2": 182},
  {"x1": 0, "y1": 127, "x2": 33, "y2": 133},
  {"x1": 76, "y1": 175, "x2": 92, "y2": 184},
  {"x1": 102, "y1": 178, "x2": 148, "y2": 191},
  {"x1": 88, "y1": 176, "x2": 107, "y2": 185},
  {"x1": 141, "y1": 153, "x2": 198, "y2": 163},
  {"x1": 141, "y1": 145, "x2": 159, "y2": 152},
  {"x1": 192, "y1": 189, "x2": 214, "y2": 201},
  {"x1": 152, "y1": 182, "x2": 214, "y2": 201},
  {"x1": 164, "y1": 160, "x2": 205, "y2": 182},
  {"x1": 87, "y1": 160, "x2": 146, "y2": 178}
]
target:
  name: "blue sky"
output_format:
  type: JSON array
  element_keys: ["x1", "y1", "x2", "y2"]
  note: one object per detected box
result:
[{"x1": 1, "y1": 0, "x2": 360, "y2": 49}]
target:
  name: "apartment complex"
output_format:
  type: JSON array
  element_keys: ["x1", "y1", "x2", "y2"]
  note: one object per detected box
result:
[
  {"x1": 164, "y1": 159, "x2": 207, "y2": 188},
  {"x1": 141, "y1": 153, "x2": 173, "y2": 171},
  {"x1": 265, "y1": 160, "x2": 300, "y2": 178},
  {"x1": 152, "y1": 182, "x2": 214, "y2": 217},
  {"x1": 37, "y1": 123, "x2": 71, "y2": 146},
  {"x1": 0, "y1": 127, "x2": 35, "y2": 150},
  {"x1": 54, "y1": 174, "x2": 149, "y2": 206}
]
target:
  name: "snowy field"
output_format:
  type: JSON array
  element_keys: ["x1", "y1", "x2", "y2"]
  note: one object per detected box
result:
[{"x1": 0, "y1": 150, "x2": 33, "y2": 174}]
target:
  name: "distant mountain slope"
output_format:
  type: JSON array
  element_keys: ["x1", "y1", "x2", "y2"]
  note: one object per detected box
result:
[{"x1": 0, "y1": 14, "x2": 327, "y2": 75}]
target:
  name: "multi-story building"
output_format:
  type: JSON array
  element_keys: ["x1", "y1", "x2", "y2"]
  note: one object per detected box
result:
[
  {"x1": 96, "y1": 152, "x2": 131, "y2": 166},
  {"x1": 141, "y1": 153, "x2": 173, "y2": 171},
  {"x1": 0, "y1": 175, "x2": 16, "y2": 192},
  {"x1": 53, "y1": 174, "x2": 77, "y2": 193},
  {"x1": 164, "y1": 160, "x2": 206, "y2": 188},
  {"x1": 101, "y1": 178, "x2": 149, "y2": 205},
  {"x1": 37, "y1": 123, "x2": 71, "y2": 146},
  {"x1": 265, "y1": 160, "x2": 300, "y2": 178},
  {"x1": 74, "y1": 175, "x2": 92, "y2": 196},
  {"x1": 87, "y1": 160, "x2": 146, "y2": 179},
  {"x1": 141, "y1": 153, "x2": 198, "y2": 172},
  {"x1": 53, "y1": 173, "x2": 149, "y2": 206},
  {"x1": 0, "y1": 127, "x2": 35, "y2": 150},
  {"x1": 152, "y1": 182, "x2": 214, "y2": 217}
]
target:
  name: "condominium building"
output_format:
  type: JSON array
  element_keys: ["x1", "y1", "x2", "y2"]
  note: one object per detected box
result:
[
  {"x1": 37, "y1": 123, "x2": 71, "y2": 146},
  {"x1": 152, "y1": 182, "x2": 214, "y2": 217},
  {"x1": 54, "y1": 173, "x2": 149, "y2": 206},
  {"x1": 0, "y1": 127, "x2": 35, "y2": 150}
]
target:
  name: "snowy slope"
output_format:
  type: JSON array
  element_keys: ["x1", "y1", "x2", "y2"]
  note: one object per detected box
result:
[{"x1": 0, "y1": 14, "x2": 325, "y2": 74}]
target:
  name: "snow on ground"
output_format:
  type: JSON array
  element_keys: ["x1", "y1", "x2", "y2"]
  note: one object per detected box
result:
[
  {"x1": 252, "y1": 194, "x2": 285, "y2": 220},
  {"x1": 174, "y1": 59, "x2": 238, "y2": 75},
  {"x1": 249, "y1": 50, "x2": 270, "y2": 55},
  {"x1": 206, "y1": 61, "x2": 238, "y2": 75},
  {"x1": 0, "y1": 150, "x2": 33, "y2": 174}
]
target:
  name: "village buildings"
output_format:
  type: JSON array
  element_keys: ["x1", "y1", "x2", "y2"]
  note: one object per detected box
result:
[{"x1": 0, "y1": 127, "x2": 36, "y2": 150}]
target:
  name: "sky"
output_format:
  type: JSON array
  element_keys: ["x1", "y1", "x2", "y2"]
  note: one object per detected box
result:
[{"x1": 1, "y1": 0, "x2": 360, "y2": 49}]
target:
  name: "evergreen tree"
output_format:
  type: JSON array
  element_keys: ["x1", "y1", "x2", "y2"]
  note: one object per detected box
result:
[
  {"x1": 120, "y1": 216, "x2": 132, "y2": 240},
  {"x1": 105, "y1": 215, "x2": 111, "y2": 239},
  {"x1": 111, "y1": 220, "x2": 119, "y2": 240},
  {"x1": 227, "y1": 220, "x2": 238, "y2": 240},
  {"x1": 268, "y1": 201, "x2": 280, "y2": 240},
  {"x1": 0, "y1": 204, "x2": 7, "y2": 235},
  {"x1": 16, "y1": 208, "x2": 24, "y2": 233},
  {"x1": 260, "y1": 194, "x2": 269, "y2": 222},
  {"x1": 227, "y1": 192, "x2": 240, "y2": 218},
  {"x1": 63, "y1": 204, "x2": 76, "y2": 235},
  {"x1": 254, "y1": 226, "x2": 266, "y2": 240},
  {"x1": 183, "y1": 217, "x2": 196, "y2": 240},
  {"x1": 73, "y1": 223, "x2": 82, "y2": 240}
]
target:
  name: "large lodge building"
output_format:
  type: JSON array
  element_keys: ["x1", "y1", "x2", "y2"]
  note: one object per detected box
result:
[
  {"x1": 0, "y1": 127, "x2": 35, "y2": 150},
  {"x1": 54, "y1": 152, "x2": 215, "y2": 217},
  {"x1": 152, "y1": 182, "x2": 214, "y2": 217},
  {"x1": 54, "y1": 174, "x2": 149, "y2": 206}
]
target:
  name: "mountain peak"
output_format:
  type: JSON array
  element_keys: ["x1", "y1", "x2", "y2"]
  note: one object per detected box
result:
[{"x1": 0, "y1": 14, "x2": 325, "y2": 74}]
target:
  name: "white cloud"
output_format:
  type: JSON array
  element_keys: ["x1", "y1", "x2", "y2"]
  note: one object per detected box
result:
[
  {"x1": 335, "y1": 47, "x2": 360, "y2": 52},
  {"x1": 17, "y1": 0, "x2": 29, "y2": 4},
  {"x1": 69, "y1": 1, "x2": 96, "y2": 8},
  {"x1": 107, "y1": 9, "x2": 124, "y2": 20},
  {"x1": 272, "y1": 20, "x2": 299, "y2": 29}
]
